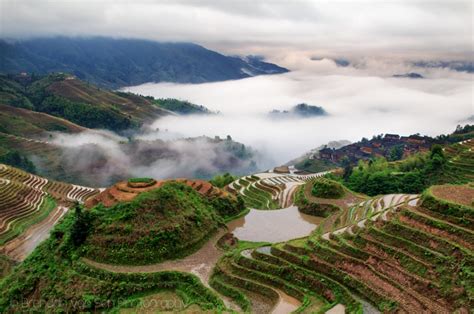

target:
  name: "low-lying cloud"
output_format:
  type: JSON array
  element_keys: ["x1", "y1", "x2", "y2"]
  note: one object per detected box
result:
[
  {"x1": 125, "y1": 61, "x2": 473, "y2": 165},
  {"x1": 46, "y1": 130, "x2": 258, "y2": 187}
]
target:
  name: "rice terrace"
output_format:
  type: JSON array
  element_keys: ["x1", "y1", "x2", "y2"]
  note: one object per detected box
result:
[
  {"x1": 0, "y1": 135, "x2": 471, "y2": 312},
  {"x1": 0, "y1": 1, "x2": 473, "y2": 313}
]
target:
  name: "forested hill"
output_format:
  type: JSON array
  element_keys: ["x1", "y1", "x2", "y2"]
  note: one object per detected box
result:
[{"x1": 0, "y1": 37, "x2": 289, "y2": 89}]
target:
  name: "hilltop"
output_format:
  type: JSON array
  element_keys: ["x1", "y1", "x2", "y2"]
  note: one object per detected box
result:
[
  {"x1": 0, "y1": 37, "x2": 289, "y2": 89},
  {"x1": 268, "y1": 103, "x2": 327, "y2": 119},
  {"x1": 82, "y1": 179, "x2": 244, "y2": 265}
]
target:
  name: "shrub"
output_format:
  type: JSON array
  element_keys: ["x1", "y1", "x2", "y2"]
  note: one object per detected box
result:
[
  {"x1": 311, "y1": 178, "x2": 345, "y2": 199},
  {"x1": 209, "y1": 173, "x2": 236, "y2": 188}
]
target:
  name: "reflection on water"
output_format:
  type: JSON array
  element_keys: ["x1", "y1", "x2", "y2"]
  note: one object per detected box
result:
[
  {"x1": 273, "y1": 290, "x2": 301, "y2": 314},
  {"x1": 227, "y1": 206, "x2": 322, "y2": 243}
]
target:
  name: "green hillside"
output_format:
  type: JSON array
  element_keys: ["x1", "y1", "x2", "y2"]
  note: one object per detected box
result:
[
  {"x1": 0, "y1": 208, "x2": 225, "y2": 312},
  {"x1": 0, "y1": 37, "x2": 288, "y2": 89},
  {"x1": 0, "y1": 73, "x2": 171, "y2": 131},
  {"x1": 82, "y1": 181, "x2": 241, "y2": 265},
  {"x1": 340, "y1": 139, "x2": 474, "y2": 196}
]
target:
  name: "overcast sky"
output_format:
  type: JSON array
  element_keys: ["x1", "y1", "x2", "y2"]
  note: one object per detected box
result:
[{"x1": 1, "y1": 0, "x2": 473, "y2": 63}]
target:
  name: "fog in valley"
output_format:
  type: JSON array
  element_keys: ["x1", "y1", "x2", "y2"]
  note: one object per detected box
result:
[
  {"x1": 45, "y1": 129, "x2": 258, "y2": 186},
  {"x1": 125, "y1": 58, "x2": 473, "y2": 165}
]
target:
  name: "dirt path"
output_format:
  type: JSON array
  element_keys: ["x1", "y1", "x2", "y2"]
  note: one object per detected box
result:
[{"x1": 83, "y1": 229, "x2": 227, "y2": 284}]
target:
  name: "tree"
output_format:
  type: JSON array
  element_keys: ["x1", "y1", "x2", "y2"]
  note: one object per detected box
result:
[
  {"x1": 70, "y1": 204, "x2": 91, "y2": 247},
  {"x1": 341, "y1": 157, "x2": 353, "y2": 180},
  {"x1": 389, "y1": 145, "x2": 404, "y2": 161},
  {"x1": 430, "y1": 144, "x2": 445, "y2": 160}
]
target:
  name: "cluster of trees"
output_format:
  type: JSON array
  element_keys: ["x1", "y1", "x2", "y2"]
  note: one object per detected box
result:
[
  {"x1": 209, "y1": 172, "x2": 237, "y2": 188},
  {"x1": 311, "y1": 178, "x2": 345, "y2": 198},
  {"x1": 70, "y1": 205, "x2": 92, "y2": 247},
  {"x1": 435, "y1": 124, "x2": 474, "y2": 143},
  {"x1": 38, "y1": 96, "x2": 135, "y2": 131},
  {"x1": 1, "y1": 74, "x2": 136, "y2": 131},
  {"x1": 152, "y1": 98, "x2": 212, "y2": 115},
  {"x1": 0, "y1": 150, "x2": 36, "y2": 173},
  {"x1": 340, "y1": 145, "x2": 447, "y2": 196}
]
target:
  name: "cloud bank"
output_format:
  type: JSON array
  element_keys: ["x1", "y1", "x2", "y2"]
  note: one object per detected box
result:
[
  {"x1": 125, "y1": 60, "x2": 473, "y2": 165},
  {"x1": 45, "y1": 130, "x2": 258, "y2": 187},
  {"x1": 1, "y1": 0, "x2": 472, "y2": 63}
]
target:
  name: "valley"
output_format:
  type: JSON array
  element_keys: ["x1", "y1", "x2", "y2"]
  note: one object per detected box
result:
[
  {"x1": 1, "y1": 2, "x2": 473, "y2": 312},
  {"x1": 0, "y1": 136, "x2": 472, "y2": 313},
  {"x1": 0, "y1": 72, "x2": 472, "y2": 312}
]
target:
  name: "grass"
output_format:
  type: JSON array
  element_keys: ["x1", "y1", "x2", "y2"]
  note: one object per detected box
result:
[
  {"x1": 311, "y1": 178, "x2": 345, "y2": 199},
  {"x1": 0, "y1": 254, "x2": 15, "y2": 280},
  {"x1": 82, "y1": 182, "x2": 223, "y2": 265},
  {"x1": 127, "y1": 177, "x2": 155, "y2": 184},
  {"x1": 0, "y1": 210, "x2": 226, "y2": 313}
]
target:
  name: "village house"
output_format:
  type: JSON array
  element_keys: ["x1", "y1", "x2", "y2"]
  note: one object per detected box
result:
[{"x1": 384, "y1": 133, "x2": 400, "y2": 141}]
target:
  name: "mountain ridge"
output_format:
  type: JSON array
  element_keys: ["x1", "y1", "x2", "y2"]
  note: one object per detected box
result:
[{"x1": 0, "y1": 37, "x2": 289, "y2": 89}]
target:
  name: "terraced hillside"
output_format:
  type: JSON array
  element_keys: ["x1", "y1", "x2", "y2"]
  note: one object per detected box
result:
[
  {"x1": 0, "y1": 104, "x2": 86, "y2": 137},
  {"x1": 0, "y1": 209, "x2": 226, "y2": 313},
  {"x1": 86, "y1": 178, "x2": 237, "y2": 210},
  {"x1": 228, "y1": 172, "x2": 328, "y2": 209},
  {"x1": 0, "y1": 73, "x2": 171, "y2": 131},
  {"x1": 0, "y1": 140, "x2": 471, "y2": 313},
  {"x1": 443, "y1": 138, "x2": 474, "y2": 182},
  {"x1": 0, "y1": 164, "x2": 99, "y2": 260},
  {"x1": 212, "y1": 183, "x2": 473, "y2": 313}
]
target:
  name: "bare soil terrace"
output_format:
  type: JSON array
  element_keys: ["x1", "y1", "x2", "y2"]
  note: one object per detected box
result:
[{"x1": 431, "y1": 184, "x2": 474, "y2": 207}]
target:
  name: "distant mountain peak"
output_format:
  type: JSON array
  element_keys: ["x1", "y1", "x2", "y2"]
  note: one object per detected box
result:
[{"x1": 393, "y1": 72, "x2": 424, "y2": 79}]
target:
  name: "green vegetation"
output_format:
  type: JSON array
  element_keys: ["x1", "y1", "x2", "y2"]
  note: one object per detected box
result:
[
  {"x1": 0, "y1": 73, "x2": 169, "y2": 132},
  {"x1": 388, "y1": 144, "x2": 404, "y2": 161},
  {"x1": 37, "y1": 95, "x2": 136, "y2": 130},
  {"x1": 152, "y1": 98, "x2": 213, "y2": 115},
  {"x1": 0, "y1": 196, "x2": 56, "y2": 245},
  {"x1": 0, "y1": 254, "x2": 15, "y2": 280},
  {"x1": 0, "y1": 150, "x2": 36, "y2": 174},
  {"x1": 1, "y1": 37, "x2": 288, "y2": 89},
  {"x1": 209, "y1": 194, "x2": 246, "y2": 221},
  {"x1": 127, "y1": 177, "x2": 155, "y2": 184},
  {"x1": 0, "y1": 103, "x2": 85, "y2": 140},
  {"x1": 209, "y1": 172, "x2": 237, "y2": 188},
  {"x1": 0, "y1": 210, "x2": 224, "y2": 312},
  {"x1": 311, "y1": 178, "x2": 345, "y2": 199},
  {"x1": 341, "y1": 141, "x2": 473, "y2": 196},
  {"x1": 210, "y1": 240, "x2": 362, "y2": 313},
  {"x1": 421, "y1": 186, "x2": 474, "y2": 224},
  {"x1": 80, "y1": 181, "x2": 244, "y2": 264},
  {"x1": 295, "y1": 158, "x2": 337, "y2": 173},
  {"x1": 269, "y1": 103, "x2": 327, "y2": 118},
  {"x1": 235, "y1": 176, "x2": 280, "y2": 210},
  {"x1": 295, "y1": 186, "x2": 340, "y2": 217},
  {"x1": 82, "y1": 182, "x2": 224, "y2": 265}
]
